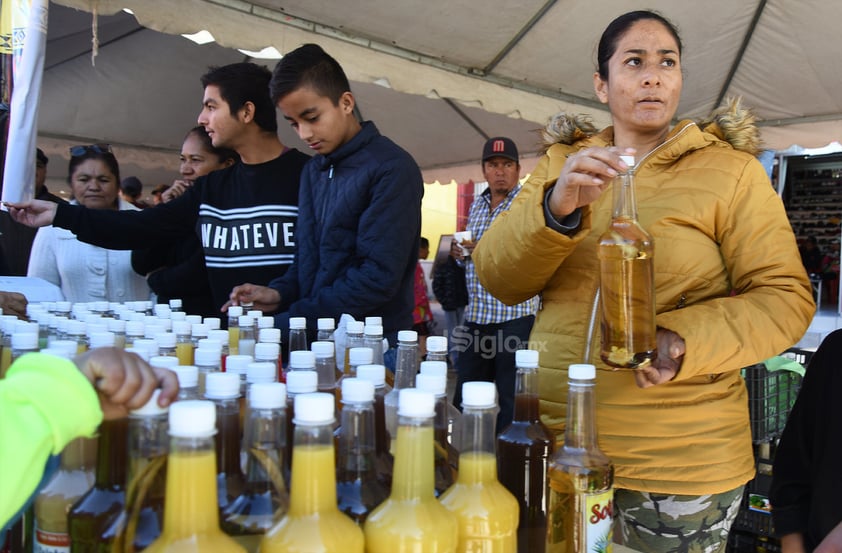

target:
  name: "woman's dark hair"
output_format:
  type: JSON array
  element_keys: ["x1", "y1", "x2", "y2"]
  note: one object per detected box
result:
[
  {"x1": 185, "y1": 126, "x2": 240, "y2": 165},
  {"x1": 67, "y1": 149, "x2": 120, "y2": 185},
  {"x1": 597, "y1": 10, "x2": 683, "y2": 80},
  {"x1": 269, "y1": 43, "x2": 351, "y2": 106},
  {"x1": 200, "y1": 63, "x2": 277, "y2": 133}
]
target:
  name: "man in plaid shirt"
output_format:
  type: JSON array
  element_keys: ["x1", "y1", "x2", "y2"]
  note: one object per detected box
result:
[{"x1": 450, "y1": 137, "x2": 537, "y2": 431}]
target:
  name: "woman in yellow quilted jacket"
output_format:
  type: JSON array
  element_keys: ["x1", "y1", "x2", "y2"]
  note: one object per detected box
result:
[{"x1": 473, "y1": 10, "x2": 814, "y2": 552}]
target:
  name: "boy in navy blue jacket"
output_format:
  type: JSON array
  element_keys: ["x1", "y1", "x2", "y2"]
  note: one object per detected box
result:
[{"x1": 226, "y1": 44, "x2": 423, "y2": 352}]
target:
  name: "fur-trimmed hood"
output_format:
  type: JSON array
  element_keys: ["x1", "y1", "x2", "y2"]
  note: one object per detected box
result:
[{"x1": 541, "y1": 97, "x2": 763, "y2": 157}]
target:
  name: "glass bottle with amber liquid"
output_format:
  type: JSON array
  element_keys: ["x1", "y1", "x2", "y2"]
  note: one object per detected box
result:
[
  {"x1": 546, "y1": 364, "x2": 614, "y2": 553},
  {"x1": 204, "y1": 373, "x2": 246, "y2": 521},
  {"x1": 597, "y1": 155, "x2": 657, "y2": 369},
  {"x1": 68, "y1": 418, "x2": 129, "y2": 552},
  {"x1": 497, "y1": 349, "x2": 555, "y2": 553}
]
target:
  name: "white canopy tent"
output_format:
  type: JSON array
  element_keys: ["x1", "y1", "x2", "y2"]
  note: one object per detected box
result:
[{"x1": 36, "y1": 0, "x2": 842, "y2": 190}]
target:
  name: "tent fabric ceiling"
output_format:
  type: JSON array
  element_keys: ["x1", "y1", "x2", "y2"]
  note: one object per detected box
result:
[{"x1": 43, "y1": 0, "x2": 842, "y2": 186}]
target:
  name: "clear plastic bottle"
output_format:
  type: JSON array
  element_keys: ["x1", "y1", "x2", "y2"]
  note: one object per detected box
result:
[
  {"x1": 204, "y1": 317, "x2": 221, "y2": 331},
  {"x1": 426, "y1": 335, "x2": 457, "y2": 404},
  {"x1": 364, "y1": 389, "x2": 458, "y2": 553},
  {"x1": 124, "y1": 321, "x2": 144, "y2": 351},
  {"x1": 191, "y1": 323, "x2": 210, "y2": 353},
  {"x1": 10, "y1": 331, "x2": 39, "y2": 363},
  {"x1": 415, "y1": 371, "x2": 457, "y2": 497},
  {"x1": 363, "y1": 324, "x2": 385, "y2": 367},
  {"x1": 171, "y1": 365, "x2": 200, "y2": 401},
  {"x1": 254, "y1": 343, "x2": 282, "y2": 383},
  {"x1": 287, "y1": 317, "x2": 308, "y2": 354},
  {"x1": 282, "y1": 371, "x2": 318, "y2": 480},
  {"x1": 223, "y1": 383, "x2": 289, "y2": 551},
  {"x1": 173, "y1": 321, "x2": 194, "y2": 366},
  {"x1": 420, "y1": 360, "x2": 462, "y2": 455},
  {"x1": 384, "y1": 330, "x2": 418, "y2": 454},
  {"x1": 346, "y1": 347, "x2": 373, "y2": 378},
  {"x1": 208, "y1": 330, "x2": 230, "y2": 372},
  {"x1": 0, "y1": 316, "x2": 17, "y2": 377},
  {"x1": 227, "y1": 306, "x2": 243, "y2": 356},
  {"x1": 204, "y1": 373, "x2": 246, "y2": 522},
  {"x1": 311, "y1": 341, "x2": 337, "y2": 394},
  {"x1": 546, "y1": 364, "x2": 614, "y2": 552},
  {"x1": 66, "y1": 320, "x2": 89, "y2": 355},
  {"x1": 195, "y1": 348, "x2": 222, "y2": 397},
  {"x1": 258, "y1": 328, "x2": 281, "y2": 346},
  {"x1": 155, "y1": 332, "x2": 177, "y2": 358},
  {"x1": 335, "y1": 378, "x2": 389, "y2": 524},
  {"x1": 597, "y1": 155, "x2": 657, "y2": 369},
  {"x1": 341, "y1": 321, "x2": 365, "y2": 375},
  {"x1": 261, "y1": 393, "x2": 364, "y2": 552},
  {"x1": 287, "y1": 350, "x2": 315, "y2": 372},
  {"x1": 441, "y1": 381, "x2": 519, "y2": 552},
  {"x1": 237, "y1": 315, "x2": 256, "y2": 357},
  {"x1": 316, "y1": 318, "x2": 335, "y2": 342},
  {"x1": 106, "y1": 319, "x2": 127, "y2": 350},
  {"x1": 225, "y1": 355, "x2": 254, "y2": 399},
  {"x1": 497, "y1": 349, "x2": 556, "y2": 553},
  {"x1": 355, "y1": 364, "x2": 394, "y2": 488},
  {"x1": 100, "y1": 391, "x2": 169, "y2": 551},
  {"x1": 142, "y1": 401, "x2": 247, "y2": 553}
]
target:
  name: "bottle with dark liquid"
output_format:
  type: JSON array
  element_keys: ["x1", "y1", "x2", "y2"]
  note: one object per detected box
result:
[
  {"x1": 335, "y1": 378, "x2": 389, "y2": 524},
  {"x1": 223, "y1": 382, "x2": 289, "y2": 551},
  {"x1": 68, "y1": 418, "x2": 128, "y2": 552},
  {"x1": 597, "y1": 155, "x2": 657, "y2": 369},
  {"x1": 99, "y1": 390, "x2": 169, "y2": 552},
  {"x1": 546, "y1": 364, "x2": 614, "y2": 553},
  {"x1": 355, "y1": 364, "x2": 394, "y2": 488},
  {"x1": 497, "y1": 349, "x2": 556, "y2": 553},
  {"x1": 203, "y1": 373, "x2": 246, "y2": 521}
]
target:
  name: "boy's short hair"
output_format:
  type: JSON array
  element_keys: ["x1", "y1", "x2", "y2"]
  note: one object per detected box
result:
[
  {"x1": 269, "y1": 44, "x2": 351, "y2": 106},
  {"x1": 200, "y1": 63, "x2": 277, "y2": 133}
]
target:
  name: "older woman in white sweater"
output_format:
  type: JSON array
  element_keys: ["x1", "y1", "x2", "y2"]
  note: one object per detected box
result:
[{"x1": 28, "y1": 145, "x2": 150, "y2": 303}]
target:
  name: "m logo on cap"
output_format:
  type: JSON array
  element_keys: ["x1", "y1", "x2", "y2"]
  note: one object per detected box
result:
[{"x1": 492, "y1": 140, "x2": 506, "y2": 153}]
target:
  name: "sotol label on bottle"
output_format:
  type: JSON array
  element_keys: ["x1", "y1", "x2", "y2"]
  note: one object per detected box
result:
[
  {"x1": 583, "y1": 490, "x2": 613, "y2": 553},
  {"x1": 33, "y1": 526, "x2": 70, "y2": 553}
]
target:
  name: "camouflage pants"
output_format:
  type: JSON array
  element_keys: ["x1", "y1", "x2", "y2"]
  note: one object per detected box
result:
[{"x1": 614, "y1": 486, "x2": 744, "y2": 553}]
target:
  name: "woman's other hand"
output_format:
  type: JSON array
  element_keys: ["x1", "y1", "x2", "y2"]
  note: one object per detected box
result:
[{"x1": 634, "y1": 327, "x2": 685, "y2": 388}]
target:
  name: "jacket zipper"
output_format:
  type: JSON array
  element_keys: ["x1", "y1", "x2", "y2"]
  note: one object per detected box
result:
[{"x1": 581, "y1": 121, "x2": 696, "y2": 363}]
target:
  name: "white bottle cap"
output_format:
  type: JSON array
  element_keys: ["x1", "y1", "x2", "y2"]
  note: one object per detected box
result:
[
  {"x1": 106, "y1": 318, "x2": 126, "y2": 333},
  {"x1": 317, "y1": 318, "x2": 335, "y2": 331},
  {"x1": 191, "y1": 323, "x2": 209, "y2": 338},
  {"x1": 285, "y1": 370, "x2": 318, "y2": 394},
  {"x1": 620, "y1": 155, "x2": 635, "y2": 167},
  {"x1": 398, "y1": 330, "x2": 418, "y2": 343},
  {"x1": 293, "y1": 392, "x2": 334, "y2": 425},
  {"x1": 258, "y1": 316, "x2": 275, "y2": 329},
  {"x1": 227, "y1": 306, "x2": 243, "y2": 318},
  {"x1": 11, "y1": 332, "x2": 38, "y2": 350},
  {"x1": 67, "y1": 319, "x2": 87, "y2": 336},
  {"x1": 289, "y1": 350, "x2": 315, "y2": 370},
  {"x1": 132, "y1": 338, "x2": 159, "y2": 358},
  {"x1": 419, "y1": 360, "x2": 447, "y2": 378},
  {"x1": 415, "y1": 372, "x2": 446, "y2": 396},
  {"x1": 92, "y1": 301, "x2": 110, "y2": 313},
  {"x1": 168, "y1": 299, "x2": 182, "y2": 310},
  {"x1": 426, "y1": 336, "x2": 447, "y2": 353},
  {"x1": 342, "y1": 377, "x2": 375, "y2": 403},
  {"x1": 226, "y1": 354, "x2": 254, "y2": 375},
  {"x1": 144, "y1": 324, "x2": 166, "y2": 339},
  {"x1": 149, "y1": 356, "x2": 180, "y2": 369},
  {"x1": 131, "y1": 389, "x2": 168, "y2": 416},
  {"x1": 289, "y1": 317, "x2": 307, "y2": 330},
  {"x1": 172, "y1": 321, "x2": 190, "y2": 335},
  {"x1": 516, "y1": 349, "x2": 540, "y2": 369},
  {"x1": 125, "y1": 347, "x2": 150, "y2": 362},
  {"x1": 170, "y1": 311, "x2": 186, "y2": 322},
  {"x1": 197, "y1": 338, "x2": 222, "y2": 352},
  {"x1": 169, "y1": 400, "x2": 216, "y2": 437},
  {"x1": 238, "y1": 315, "x2": 252, "y2": 327},
  {"x1": 194, "y1": 348, "x2": 220, "y2": 367},
  {"x1": 245, "y1": 309, "x2": 261, "y2": 319},
  {"x1": 569, "y1": 363, "x2": 596, "y2": 380},
  {"x1": 125, "y1": 320, "x2": 144, "y2": 336},
  {"x1": 364, "y1": 317, "x2": 382, "y2": 327},
  {"x1": 356, "y1": 364, "x2": 386, "y2": 387},
  {"x1": 311, "y1": 341, "x2": 334, "y2": 357},
  {"x1": 154, "y1": 304, "x2": 171, "y2": 318},
  {"x1": 255, "y1": 342, "x2": 281, "y2": 361},
  {"x1": 348, "y1": 347, "x2": 373, "y2": 366},
  {"x1": 185, "y1": 315, "x2": 203, "y2": 326},
  {"x1": 204, "y1": 372, "x2": 241, "y2": 399},
  {"x1": 204, "y1": 317, "x2": 221, "y2": 330},
  {"x1": 155, "y1": 332, "x2": 177, "y2": 348},
  {"x1": 461, "y1": 381, "x2": 497, "y2": 408},
  {"x1": 259, "y1": 328, "x2": 281, "y2": 344},
  {"x1": 88, "y1": 331, "x2": 116, "y2": 349},
  {"x1": 208, "y1": 330, "x2": 229, "y2": 345},
  {"x1": 171, "y1": 365, "x2": 198, "y2": 388},
  {"x1": 85, "y1": 323, "x2": 108, "y2": 337},
  {"x1": 364, "y1": 324, "x2": 383, "y2": 337},
  {"x1": 250, "y1": 382, "x2": 286, "y2": 409},
  {"x1": 398, "y1": 388, "x2": 435, "y2": 418},
  {"x1": 346, "y1": 320, "x2": 364, "y2": 334},
  {"x1": 39, "y1": 347, "x2": 72, "y2": 359},
  {"x1": 55, "y1": 300, "x2": 72, "y2": 312},
  {"x1": 247, "y1": 362, "x2": 277, "y2": 384}
]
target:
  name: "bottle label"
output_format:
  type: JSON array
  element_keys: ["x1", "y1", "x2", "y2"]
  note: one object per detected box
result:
[
  {"x1": 33, "y1": 527, "x2": 70, "y2": 553},
  {"x1": 583, "y1": 490, "x2": 613, "y2": 552}
]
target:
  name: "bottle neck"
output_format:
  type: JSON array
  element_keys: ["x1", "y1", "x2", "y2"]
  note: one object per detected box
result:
[
  {"x1": 426, "y1": 350, "x2": 447, "y2": 364},
  {"x1": 289, "y1": 421, "x2": 338, "y2": 515},
  {"x1": 243, "y1": 407, "x2": 287, "y2": 493},
  {"x1": 128, "y1": 414, "x2": 169, "y2": 480},
  {"x1": 212, "y1": 399, "x2": 243, "y2": 478},
  {"x1": 391, "y1": 415, "x2": 436, "y2": 500},
  {"x1": 163, "y1": 435, "x2": 221, "y2": 536},
  {"x1": 337, "y1": 402, "x2": 378, "y2": 481},
  {"x1": 394, "y1": 342, "x2": 418, "y2": 390},
  {"x1": 512, "y1": 367, "x2": 541, "y2": 423},
  {"x1": 95, "y1": 418, "x2": 128, "y2": 487},
  {"x1": 611, "y1": 170, "x2": 638, "y2": 221},
  {"x1": 459, "y1": 405, "x2": 499, "y2": 484},
  {"x1": 289, "y1": 329, "x2": 307, "y2": 352},
  {"x1": 372, "y1": 388, "x2": 391, "y2": 458},
  {"x1": 565, "y1": 379, "x2": 598, "y2": 450},
  {"x1": 61, "y1": 436, "x2": 97, "y2": 471}
]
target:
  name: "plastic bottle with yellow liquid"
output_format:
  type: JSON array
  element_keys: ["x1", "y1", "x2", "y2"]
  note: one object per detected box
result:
[
  {"x1": 143, "y1": 400, "x2": 247, "y2": 553},
  {"x1": 260, "y1": 393, "x2": 364, "y2": 553},
  {"x1": 364, "y1": 388, "x2": 458, "y2": 553},
  {"x1": 440, "y1": 381, "x2": 519, "y2": 553}
]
